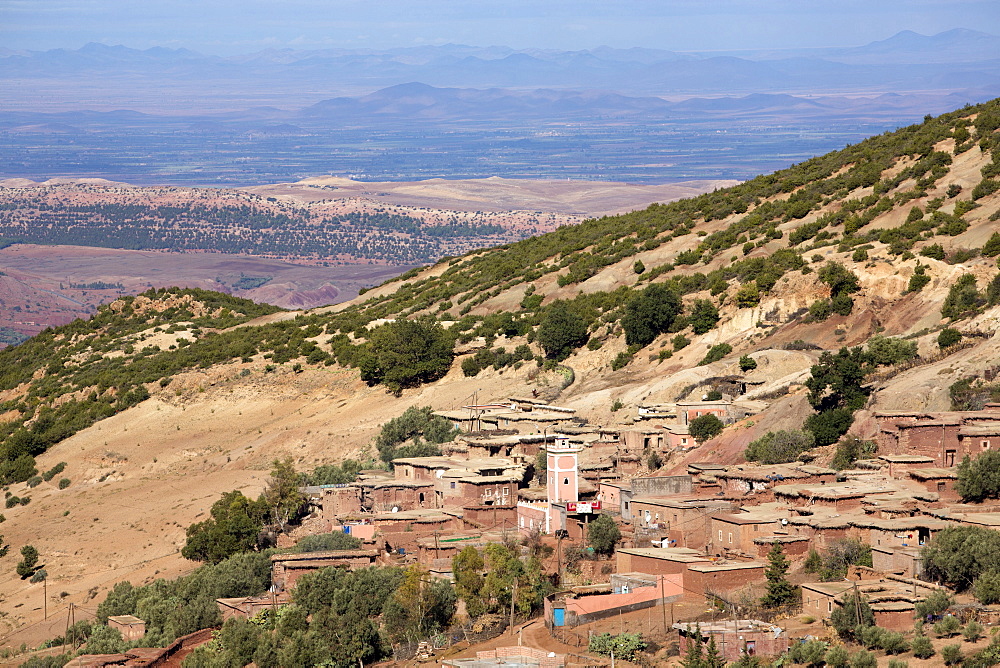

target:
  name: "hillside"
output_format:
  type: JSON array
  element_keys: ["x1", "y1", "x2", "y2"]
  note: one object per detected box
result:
[{"x1": 1, "y1": 98, "x2": 1000, "y2": 650}]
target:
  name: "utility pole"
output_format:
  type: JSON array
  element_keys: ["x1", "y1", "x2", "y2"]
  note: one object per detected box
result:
[
  {"x1": 43, "y1": 576, "x2": 47, "y2": 620},
  {"x1": 510, "y1": 578, "x2": 518, "y2": 635},
  {"x1": 661, "y1": 575, "x2": 669, "y2": 634}
]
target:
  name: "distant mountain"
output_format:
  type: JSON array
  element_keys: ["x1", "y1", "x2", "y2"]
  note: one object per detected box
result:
[{"x1": 2, "y1": 30, "x2": 998, "y2": 112}]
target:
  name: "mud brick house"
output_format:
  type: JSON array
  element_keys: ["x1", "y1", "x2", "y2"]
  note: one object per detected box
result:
[
  {"x1": 850, "y1": 516, "x2": 949, "y2": 551},
  {"x1": 785, "y1": 512, "x2": 853, "y2": 551},
  {"x1": 675, "y1": 620, "x2": 789, "y2": 662},
  {"x1": 752, "y1": 535, "x2": 810, "y2": 559},
  {"x1": 709, "y1": 510, "x2": 788, "y2": 555},
  {"x1": 415, "y1": 530, "x2": 509, "y2": 571},
  {"x1": 462, "y1": 503, "x2": 517, "y2": 531},
  {"x1": 544, "y1": 573, "x2": 683, "y2": 628},
  {"x1": 615, "y1": 547, "x2": 766, "y2": 601},
  {"x1": 627, "y1": 497, "x2": 731, "y2": 551},
  {"x1": 107, "y1": 615, "x2": 146, "y2": 641},
  {"x1": 713, "y1": 464, "x2": 836, "y2": 502},
  {"x1": 216, "y1": 592, "x2": 291, "y2": 621},
  {"x1": 271, "y1": 549, "x2": 379, "y2": 591},
  {"x1": 801, "y1": 578, "x2": 943, "y2": 632},
  {"x1": 370, "y1": 508, "x2": 465, "y2": 554},
  {"x1": 685, "y1": 561, "x2": 767, "y2": 600},
  {"x1": 907, "y1": 468, "x2": 960, "y2": 501},
  {"x1": 878, "y1": 454, "x2": 937, "y2": 478},
  {"x1": 871, "y1": 546, "x2": 923, "y2": 577},
  {"x1": 874, "y1": 407, "x2": 1000, "y2": 467}
]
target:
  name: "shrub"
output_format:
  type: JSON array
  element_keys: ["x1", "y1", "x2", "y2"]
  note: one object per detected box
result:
[
  {"x1": 920, "y1": 243, "x2": 946, "y2": 260},
  {"x1": 537, "y1": 302, "x2": 590, "y2": 360},
  {"x1": 983, "y1": 232, "x2": 1000, "y2": 258},
  {"x1": 621, "y1": 284, "x2": 681, "y2": 348},
  {"x1": 610, "y1": 352, "x2": 632, "y2": 371},
  {"x1": 934, "y1": 615, "x2": 962, "y2": 638},
  {"x1": 588, "y1": 632, "x2": 646, "y2": 661},
  {"x1": 358, "y1": 319, "x2": 455, "y2": 393},
  {"x1": 956, "y1": 451, "x2": 1000, "y2": 502},
  {"x1": 849, "y1": 649, "x2": 877, "y2": 668},
  {"x1": 689, "y1": 299, "x2": 720, "y2": 335},
  {"x1": 941, "y1": 274, "x2": 982, "y2": 320},
  {"x1": 852, "y1": 248, "x2": 869, "y2": 262},
  {"x1": 734, "y1": 284, "x2": 761, "y2": 308},
  {"x1": 974, "y1": 570, "x2": 1000, "y2": 605},
  {"x1": 633, "y1": 260, "x2": 645, "y2": 274},
  {"x1": 910, "y1": 633, "x2": 934, "y2": 659},
  {"x1": 739, "y1": 355, "x2": 757, "y2": 371},
  {"x1": 672, "y1": 334, "x2": 690, "y2": 351},
  {"x1": 294, "y1": 532, "x2": 362, "y2": 553},
  {"x1": 941, "y1": 643, "x2": 962, "y2": 666},
  {"x1": 588, "y1": 514, "x2": 622, "y2": 555},
  {"x1": 689, "y1": 414, "x2": 724, "y2": 443},
  {"x1": 964, "y1": 620, "x2": 985, "y2": 642},
  {"x1": 744, "y1": 430, "x2": 815, "y2": 465},
  {"x1": 938, "y1": 328, "x2": 962, "y2": 349},
  {"x1": 808, "y1": 298, "x2": 832, "y2": 320},
  {"x1": 698, "y1": 343, "x2": 732, "y2": 366},
  {"x1": 58, "y1": 478, "x2": 71, "y2": 489}
]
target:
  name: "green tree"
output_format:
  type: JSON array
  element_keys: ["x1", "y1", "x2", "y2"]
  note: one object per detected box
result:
[
  {"x1": 825, "y1": 645, "x2": 850, "y2": 668},
  {"x1": 358, "y1": 319, "x2": 454, "y2": 393},
  {"x1": 935, "y1": 615, "x2": 962, "y2": 638},
  {"x1": 373, "y1": 405, "x2": 458, "y2": 463},
  {"x1": 294, "y1": 532, "x2": 362, "y2": 553},
  {"x1": 818, "y1": 262, "x2": 861, "y2": 315},
  {"x1": 588, "y1": 514, "x2": 622, "y2": 555},
  {"x1": 588, "y1": 632, "x2": 647, "y2": 661},
  {"x1": 452, "y1": 546, "x2": 486, "y2": 619},
  {"x1": 922, "y1": 526, "x2": 1000, "y2": 591},
  {"x1": 941, "y1": 643, "x2": 963, "y2": 665},
  {"x1": 983, "y1": 232, "x2": 1000, "y2": 257},
  {"x1": 744, "y1": 430, "x2": 814, "y2": 465},
  {"x1": 698, "y1": 343, "x2": 732, "y2": 366},
  {"x1": 916, "y1": 590, "x2": 954, "y2": 619},
  {"x1": 536, "y1": 301, "x2": 589, "y2": 360},
  {"x1": 830, "y1": 592, "x2": 874, "y2": 640},
  {"x1": 760, "y1": 543, "x2": 796, "y2": 608},
  {"x1": 738, "y1": 355, "x2": 757, "y2": 372},
  {"x1": 937, "y1": 327, "x2": 963, "y2": 349},
  {"x1": 382, "y1": 566, "x2": 456, "y2": 642},
  {"x1": 864, "y1": 335, "x2": 917, "y2": 366},
  {"x1": 262, "y1": 457, "x2": 306, "y2": 533},
  {"x1": 849, "y1": 649, "x2": 877, "y2": 668},
  {"x1": 689, "y1": 414, "x2": 724, "y2": 443},
  {"x1": 956, "y1": 451, "x2": 1000, "y2": 502},
  {"x1": 689, "y1": 299, "x2": 720, "y2": 335},
  {"x1": 621, "y1": 284, "x2": 682, "y2": 348},
  {"x1": 181, "y1": 491, "x2": 266, "y2": 564},
  {"x1": 911, "y1": 632, "x2": 934, "y2": 659},
  {"x1": 964, "y1": 620, "x2": 985, "y2": 642},
  {"x1": 16, "y1": 544, "x2": 39, "y2": 579},
  {"x1": 974, "y1": 570, "x2": 1000, "y2": 604},
  {"x1": 941, "y1": 274, "x2": 982, "y2": 320}
]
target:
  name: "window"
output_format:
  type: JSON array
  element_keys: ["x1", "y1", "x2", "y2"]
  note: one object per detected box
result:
[
  {"x1": 946, "y1": 450, "x2": 956, "y2": 466},
  {"x1": 728, "y1": 532, "x2": 733, "y2": 544},
  {"x1": 828, "y1": 601, "x2": 833, "y2": 612},
  {"x1": 563, "y1": 477, "x2": 570, "y2": 485},
  {"x1": 718, "y1": 530, "x2": 723, "y2": 542},
  {"x1": 502, "y1": 487, "x2": 509, "y2": 496},
  {"x1": 450, "y1": 482, "x2": 456, "y2": 489},
  {"x1": 681, "y1": 438, "x2": 688, "y2": 445},
  {"x1": 520, "y1": 517, "x2": 525, "y2": 527}
]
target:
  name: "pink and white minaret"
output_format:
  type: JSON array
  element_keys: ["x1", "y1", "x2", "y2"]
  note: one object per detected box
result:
[{"x1": 546, "y1": 436, "x2": 582, "y2": 533}]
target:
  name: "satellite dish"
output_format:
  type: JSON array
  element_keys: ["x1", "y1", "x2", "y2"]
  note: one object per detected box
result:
[
  {"x1": 780, "y1": 518, "x2": 788, "y2": 525},
  {"x1": 391, "y1": 506, "x2": 399, "y2": 513}
]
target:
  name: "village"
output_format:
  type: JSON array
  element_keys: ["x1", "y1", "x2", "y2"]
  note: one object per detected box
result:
[{"x1": 63, "y1": 392, "x2": 1000, "y2": 667}]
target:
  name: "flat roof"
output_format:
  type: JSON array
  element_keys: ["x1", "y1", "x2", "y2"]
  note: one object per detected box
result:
[
  {"x1": 617, "y1": 547, "x2": 709, "y2": 563},
  {"x1": 801, "y1": 581, "x2": 855, "y2": 597},
  {"x1": 687, "y1": 561, "x2": 765, "y2": 573},
  {"x1": 879, "y1": 455, "x2": 935, "y2": 463}
]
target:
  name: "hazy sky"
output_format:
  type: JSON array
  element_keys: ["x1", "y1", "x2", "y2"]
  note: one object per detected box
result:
[{"x1": 5, "y1": 0, "x2": 1000, "y2": 54}]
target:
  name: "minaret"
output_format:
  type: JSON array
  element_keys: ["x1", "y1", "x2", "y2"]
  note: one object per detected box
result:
[{"x1": 546, "y1": 436, "x2": 582, "y2": 532}]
